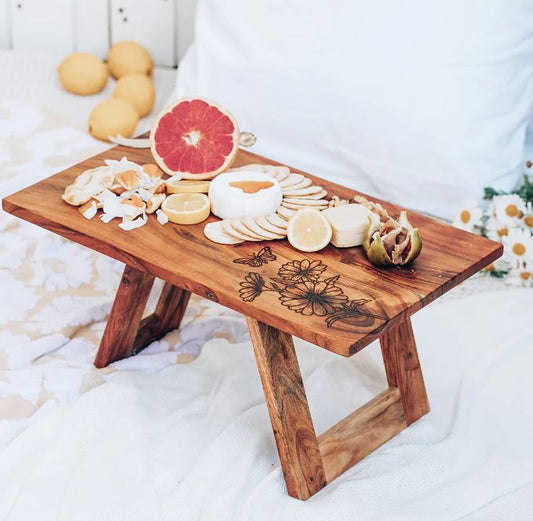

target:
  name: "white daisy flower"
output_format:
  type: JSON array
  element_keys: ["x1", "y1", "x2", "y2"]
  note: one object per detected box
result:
[
  {"x1": 505, "y1": 263, "x2": 533, "y2": 287},
  {"x1": 501, "y1": 228, "x2": 533, "y2": 266},
  {"x1": 520, "y1": 202, "x2": 533, "y2": 232},
  {"x1": 452, "y1": 200, "x2": 483, "y2": 232},
  {"x1": 490, "y1": 194, "x2": 527, "y2": 226},
  {"x1": 485, "y1": 215, "x2": 511, "y2": 242}
]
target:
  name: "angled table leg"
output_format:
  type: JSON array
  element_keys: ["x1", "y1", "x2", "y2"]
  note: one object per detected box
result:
[
  {"x1": 94, "y1": 265, "x2": 191, "y2": 368},
  {"x1": 379, "y1": 317, "x2": 430, "y2": 425},
  {"x1": 247, "y1": 317, "x2": 327, "y2": 500},
  {"x1": 247, "y1": 315, "x2": 430, "y2": 500}
]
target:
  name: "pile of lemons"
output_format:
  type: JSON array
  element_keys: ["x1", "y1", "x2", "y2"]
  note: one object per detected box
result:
[{"x1": 57, "y1": 41, "x2": 155, "y2": 141}]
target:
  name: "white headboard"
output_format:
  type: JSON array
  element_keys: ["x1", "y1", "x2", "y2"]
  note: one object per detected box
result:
[{"x1": 0, "y1": 0, "x2": 198, "y2": 66}]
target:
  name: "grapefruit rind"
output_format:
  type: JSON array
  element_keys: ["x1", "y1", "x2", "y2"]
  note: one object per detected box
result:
[{"x1": 150, "y1": 97, "x2": 240, "y2": 180}]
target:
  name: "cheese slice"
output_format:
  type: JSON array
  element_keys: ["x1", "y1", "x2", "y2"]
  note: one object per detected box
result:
[
  {"x1": 321, "y1": 204, "x2": 375, "y2": 248},
  {"x1": 208, "y1": 171, "x2": 283, "y2": 220}
]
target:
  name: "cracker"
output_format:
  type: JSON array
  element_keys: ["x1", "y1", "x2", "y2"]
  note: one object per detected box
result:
[
  {"x1": 283, "y1": 198, "x2": 330, "y2": 207},
  {"x1": 243, "y1": 218, "x2": 285, "y2": 239},
  {"x1": 280, "y1": 173, "x2": 305, "y2": 188},
  {"x1": 204, "y1": 221, "x2": 244, "y2": 244},
  {"x1": 265, "y1": 213, "x2": 289, "y2": 229},
  {"x1": 282, "y1": 185, "x2": 324, "y2": 197},
  {"x1": 277, "y1": 206, "x2": 296, "y2": 220},
  {"x1": 230, "y1": 219, "x2": 266, "y2": 241},
  {"x1": 222, "y1": 219, "x2": 262, "y2": 242},
  {"x1": 281, "y1": 177, "x2": 312, "y2": 191},
  {"x1": 254, "y1": 216, "x2": 287, "y2": 237}
]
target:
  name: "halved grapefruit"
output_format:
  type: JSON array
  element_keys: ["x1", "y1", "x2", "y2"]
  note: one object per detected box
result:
[{"x1": 150, "y1": 97, "x2": 240, "y2": 180}]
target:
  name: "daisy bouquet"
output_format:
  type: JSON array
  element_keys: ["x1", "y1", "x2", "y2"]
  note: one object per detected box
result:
[{"x1": 453, "y1": 164, "x2": 533, "y2": 287}]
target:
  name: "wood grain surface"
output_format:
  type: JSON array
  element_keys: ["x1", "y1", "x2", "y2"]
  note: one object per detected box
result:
[
  {"x1": 380, "y1": 318, "x2": 430, "y2": 425},
  {"x1": 2, "y1": 145, "x2": 503, "y2": 356},
  {"x1": 247, "y1": 317, "x2": 326, "y2": 500},
  {"x1": 94, "y1": 264, "x2": 155, "y2": 368},
  {"x1": 318, "y1": 387, "x2": 407, "y2": 483}
]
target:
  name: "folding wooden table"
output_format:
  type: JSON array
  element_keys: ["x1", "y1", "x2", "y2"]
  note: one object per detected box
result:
[{"x1": 3, "y1": 145, "x2": 502, "y2": 499}]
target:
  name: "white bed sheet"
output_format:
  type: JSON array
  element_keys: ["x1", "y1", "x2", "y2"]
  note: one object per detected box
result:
[{"x1": 1, "y1": 49, "x2": 532, "y2": 520}]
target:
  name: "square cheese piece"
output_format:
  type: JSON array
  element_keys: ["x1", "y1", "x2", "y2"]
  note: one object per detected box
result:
[{"x1": 322, "y1": 204, "x2": 373, "y2": 248}]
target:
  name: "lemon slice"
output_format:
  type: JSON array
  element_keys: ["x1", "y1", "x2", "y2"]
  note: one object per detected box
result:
[
  {"x1": 161, "y1": 193, "x2": 210, "y2": 225},
  {"x1": 287, "y1": 208, "x2": 332, "y2": 252},
  {"x1": 166, "y1": 179, "x2": 211, "y2": 194}
]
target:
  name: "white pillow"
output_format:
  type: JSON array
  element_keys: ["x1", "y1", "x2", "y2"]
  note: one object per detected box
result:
[{"x1": 175, "y1": 0, "x2": 533, "y2": 219}]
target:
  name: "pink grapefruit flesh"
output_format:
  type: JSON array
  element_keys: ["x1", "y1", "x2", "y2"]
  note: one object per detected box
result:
[{"x1": 150, "y1": 97, "x2": 239, "y2": 180}]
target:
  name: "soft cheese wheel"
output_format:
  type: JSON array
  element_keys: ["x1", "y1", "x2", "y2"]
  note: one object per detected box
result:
[
  {"x1": 321, "y1": 204, "x2": 374, "y2": 247},
  {"x1": 208, "y1": 171, "x2": 283, "y2": 220}
]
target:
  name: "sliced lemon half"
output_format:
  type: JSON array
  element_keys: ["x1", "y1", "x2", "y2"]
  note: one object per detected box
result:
[
  {"x1": 287, "y1": 207, "x2": 332, "y2": 252},
  {"x1": 161, "y1": 193, "x2": 210, "y2": 225},
  {"x1": 166, "y1": 178, "x2": 211, "y2": 194}
]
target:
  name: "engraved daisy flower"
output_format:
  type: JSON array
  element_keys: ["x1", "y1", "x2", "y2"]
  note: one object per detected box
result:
[
  {"x1": 502, "y1": 228, "x2": 533, "y2": 266},
  {"x1": 490, "y1": 194, "x2": 527, "y2": 227},
  {"x1": 239, "y1": 272, "x2": 265, "y2": 302},
  {"x1": 279, "y1": 278, "x2": 348, "y2": 316},
  {"x1": 452, "y1": 200, "x2": 483, "y2": 232},
  {"x1": 277, "y1": 259, "x2": 327, "y2": 283}
]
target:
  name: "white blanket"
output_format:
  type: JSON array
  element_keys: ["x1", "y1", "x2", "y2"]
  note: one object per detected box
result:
[
  {"x1": 1, "y1": 50, "x2": 532, "y2": 520},
  {"x1": 0, "y1": 290, "x2": 532, "y2": 521}
]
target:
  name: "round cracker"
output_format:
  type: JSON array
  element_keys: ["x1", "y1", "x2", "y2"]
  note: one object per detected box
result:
[
  {"x1": 282, "y1": 185, "x2": 324, "y2": 197},
  {"x1": 222, "y1": 219, "x2": 262, "y2": 242},
  {"x1": 254, "y1": 215, "x2": 287, "y2": 236},
  {"x1": 230, "y1": 219, "x2": 266, "y2": 240},
  {"x1": 280, "y1": 173, "x2": 305, "y2": 188},
  {"x1": 283, "y1": 197, "x2": 330, "y2": 206},
  {"x1": 204, "y1": 221, "x2": 244, "y2": 244},
  {"x1": 289, "y1": 189, "x2": 328, "y2": 200},
  {"x1": 243, "y1": 218, "x2": 285, "y2": 239},
  {"x1": 265, "y1": 213, "x2": 289, "y2": 229},
  {"x1": 277, "y1": 206, "x2": 296, "y2": 220}
]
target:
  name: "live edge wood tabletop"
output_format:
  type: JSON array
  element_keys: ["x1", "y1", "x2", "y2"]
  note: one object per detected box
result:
[{"x1": 2, "y1": 144, "x2": 502, "y2": 500}]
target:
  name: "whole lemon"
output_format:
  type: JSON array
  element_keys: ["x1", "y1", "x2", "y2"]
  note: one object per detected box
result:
[
  {"x1": 58, "y1": 53, "x2": 109, "y2": 95},
  {"x1": 107, "y1": 41, "x2": 153, "y2": 79},
  {"x1": 89, "y1": 98, "x2": 139, "y2": 141},
  {"x1": 113, "y1": 74, "x2": 155, "y2": 117}
]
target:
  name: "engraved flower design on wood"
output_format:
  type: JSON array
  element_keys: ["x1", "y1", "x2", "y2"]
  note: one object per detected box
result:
[
  {"x1": 239, "y1": 272, "x2": 266, "y2": 302},
  {"x1": 235, "y1": 249, "x2": 385, "y2": 329},
  {"x1": 279, "y1": 276, "x2": 347, "y2": 316},
  {"x1": 277, "y1": 259, "x2": 327, "y2": 283}
]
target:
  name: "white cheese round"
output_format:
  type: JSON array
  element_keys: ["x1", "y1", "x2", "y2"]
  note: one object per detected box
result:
[
  {"x1": 322, "y1": 203, "x2": 375, "y2": 248},
  {"x1": 208, "y1": 171, "x2": 283, "y2": 220}
]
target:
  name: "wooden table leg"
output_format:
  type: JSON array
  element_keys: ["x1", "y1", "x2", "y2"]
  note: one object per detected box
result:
[
  {"x1": 247, "y1": 315, "x2": 430, "y2": 499},
  {"x1": 380, "y1": 317, "x2": 430, "y2": 425},
  {"x1": 94, "y1": 265, "x2": 191, "y2": 368},
  {"x1": 247, "y1": 317, "x2": 327, "y2": 500}
]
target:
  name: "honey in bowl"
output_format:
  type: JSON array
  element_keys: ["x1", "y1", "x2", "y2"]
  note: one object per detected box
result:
[{"x1": 229, "y1": 180, "x2": 274, "y2": 194}]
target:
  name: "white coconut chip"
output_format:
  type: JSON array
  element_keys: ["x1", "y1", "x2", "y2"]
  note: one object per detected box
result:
[
  {"x1": 156, "y1": 209, "x2": 169, "y2": 225},
  {"x1": 166, "y1": 173, "x2": 183, "y2": 184},
  {"x1": 119, "y1": 215, "x2": 147, "y2": 231},
  {"x1": 119, "y1": 190, "x2": 137, "y2": 199},
  {"x1": 100, "y1": 213, "x2": 116, "y2": 224},
  {"x1": 81, "y1": 201, "x2": 98, "y2": 220},
  {"x1": 136, "y1": 187, "x2": 154, "y2": 202}
]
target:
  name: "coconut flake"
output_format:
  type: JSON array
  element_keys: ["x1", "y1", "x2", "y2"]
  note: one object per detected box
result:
[
  {"x1": 119, "y1": 215, "x2": 148, "y2": 231},
  {"x1": 136, "y1": 187, "x2": 154, "y2": 202},
  {"x1": 100, "y1": 213, "x2": 116, "y2": 224},
  {"x1": 166, "y1": 174, "x2": 183, "y2": 184},
  {"x1": 81, "y1": 201, "x2": 98, "y2": 220},
  {"x1": 156, "y1": 209, "x2": 169, "y2": 225}
]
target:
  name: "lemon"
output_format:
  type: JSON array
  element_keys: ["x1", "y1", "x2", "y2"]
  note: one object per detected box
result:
[
  {"x1": 161, "y1": 193, "x2": 211, "y2": 225},
  {"x1": 89, "y1": 98, "x2": 139, "y2": 142},
  {"x1": 58, "y1": 53, "x2": 108, "y2": 95},
  {"x1": 107, "y1": 41, "x2": 153, "y2": 79},
  {"x1": 166, "y1": 179, "x2": 211, "y2": 194},
  {"x1": 113, "y1": 74, "x2": 155, "y2": 117},
  {"x1": 287, "y1": 208, "x2": 332, "y2": 252}
]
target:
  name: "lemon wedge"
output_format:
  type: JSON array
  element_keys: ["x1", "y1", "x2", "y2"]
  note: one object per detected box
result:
[
  {"x1": 287, "y1": 208, "x2": 332, "y2": 252},
  {"x1": 161, "y1": 193, "x2": 210, "y2": 225},
  {"x1": 166, "y1": 179, "x2": 211, "y2": 194}
]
